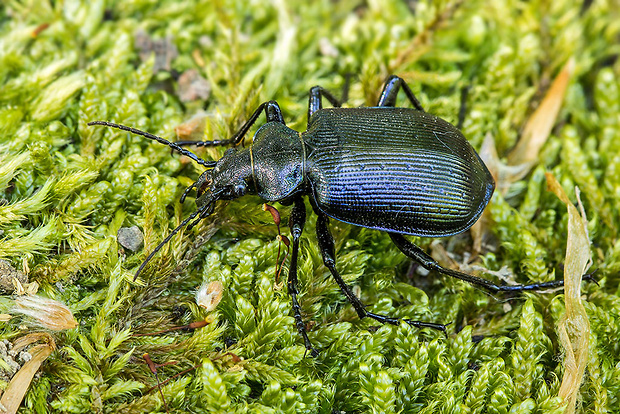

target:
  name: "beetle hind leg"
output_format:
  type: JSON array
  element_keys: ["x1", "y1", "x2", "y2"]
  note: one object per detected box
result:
[
  {"x1": 389, "y1": 233, "x2": 573, "y2": 294},
  {"x1": 314, "y1": 209, "x2": 447, "y2": 334}
]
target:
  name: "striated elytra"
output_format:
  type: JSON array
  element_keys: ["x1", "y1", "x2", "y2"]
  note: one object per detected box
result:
[{"x1": 90, "y1": 75, "x2": 569, "y2": 355}]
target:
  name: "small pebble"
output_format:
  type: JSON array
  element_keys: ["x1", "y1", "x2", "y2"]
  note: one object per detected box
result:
[{"x1": 117, "y1": 226, "x2": 144, "y2": 252}]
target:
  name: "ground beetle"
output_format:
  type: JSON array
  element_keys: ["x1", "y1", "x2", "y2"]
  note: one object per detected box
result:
[{"x1": 90, "y1": 76, "x2": 568, "y2": 355}]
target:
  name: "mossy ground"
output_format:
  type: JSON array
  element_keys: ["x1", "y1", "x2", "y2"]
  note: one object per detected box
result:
[{"x1": 1, "y1": 0, "x2": 619, "y2": 413}]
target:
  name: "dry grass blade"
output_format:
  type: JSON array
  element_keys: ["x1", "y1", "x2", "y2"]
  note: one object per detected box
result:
[
  {"x1": 0, "y1": 334, "x2": 55, "y2": 414},
  {"x1": 546, "y1": 173, "x2": 591, "y2": 414},
  {"x1": 508, "y1": 58, "x2": 575, "y2": 167}
]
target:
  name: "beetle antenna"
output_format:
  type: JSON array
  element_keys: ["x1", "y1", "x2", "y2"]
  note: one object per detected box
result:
[
  {"x1": 134, "y1": 202, "x2": 213, "y2": 281},
  {"x1": 88, "y1": 121, "x2": 217, "y2": 168}
]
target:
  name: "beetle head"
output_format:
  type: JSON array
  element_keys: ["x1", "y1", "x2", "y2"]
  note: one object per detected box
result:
[
  {"x1": 195, "y1": 147, "x2": 253, "y2": 209},
  {"x1": 132, "y1": 151, "x2": 249, "y2": 280},
  {"x1": 86, "y1": 121, "x2": 257, "y2": 280}
]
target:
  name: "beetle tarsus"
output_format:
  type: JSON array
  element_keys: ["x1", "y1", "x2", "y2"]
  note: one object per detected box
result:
[
  {"x1": 404, "y1": 319, "x2": 449, "y2": 337},
  {"x1": 176, "y1": 101, "x2": 286, "y2": 148},
  {"x1": 582, "y1": 269, "x2": 599, "y2": 286}
]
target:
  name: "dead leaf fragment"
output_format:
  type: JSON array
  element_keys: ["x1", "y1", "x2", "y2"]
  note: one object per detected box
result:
[
  {"x1": 13, "y1": 295, "x2": 78, "y2": 331},
  {"x1": 196, "y1": 281, "x2": 224, "y2": 312},
  {"x1": 177, "y1": 69, "x2": 211, "y2": 102},
  {"x1": 175, "y1": 111, "x2": 208, "y2": 142},
  {"x1": 478, "y1": 132, "x2": 533, "y2": 196},
  {"x1": 12, "y1": 332, "x2": 55, "y2": 353},
  {"x1": 134, "y1": 29, "x2": 178, "y2": 73}
]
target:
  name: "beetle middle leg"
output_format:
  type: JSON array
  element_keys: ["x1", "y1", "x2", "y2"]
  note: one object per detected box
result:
[
  {"x1": 287, "y1": 197, "x2": 318, "y2": 356},
  {"x1": 377, "y1": 75, "x2": 425, "y2": 111},
  {"x1": 307, "y1": 86, "x2": 342, "y2": 124},
  {"x1": 307, "y1": 75, "x2": 352, "y2": 125},
  {"x1": 314, "y1": 207, "x2": 447, "y2": 333},
  {"x1": 389, "y1": 233, "x2": 568, "y2": 294}
]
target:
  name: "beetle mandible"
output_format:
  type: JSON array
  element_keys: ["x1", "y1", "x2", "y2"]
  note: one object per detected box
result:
[{"x1": 90, "y1": 76, "x2": 568, "y2": 355}]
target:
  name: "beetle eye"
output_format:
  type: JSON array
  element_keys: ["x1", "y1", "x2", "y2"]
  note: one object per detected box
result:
[
  {"x1": 233, "y1": 183, "x2": 246, "y2": 197},
  {"x1": 223, "y1": 148, "x2": 236, "y2": 157}
]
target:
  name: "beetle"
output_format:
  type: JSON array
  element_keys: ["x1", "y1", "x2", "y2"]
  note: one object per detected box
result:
[{"x1": 90, "y1": 76, "x2": 568, "y2": 355}]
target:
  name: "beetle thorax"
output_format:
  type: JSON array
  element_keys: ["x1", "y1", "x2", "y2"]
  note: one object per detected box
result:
[{"x1": 249, "y1": 122, "x2": 305, "y2": 202}]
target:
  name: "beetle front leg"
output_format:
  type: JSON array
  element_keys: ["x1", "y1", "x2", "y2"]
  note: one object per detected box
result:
[
  {"x1": 176, "y1": 100, "x2": 285, "y2": 147},
  {"x1": 287, "y1": 197, "x2": 317, "y2": 356},
  {"x1": 389, "y1": 233, "x2": 569, "y2": 294},
  {"x1": 314, "y1": 209, "x2": 447, "y2": 333},
  {"x1": 377, "y1": 75, "x2": 425, "y2": 111}
]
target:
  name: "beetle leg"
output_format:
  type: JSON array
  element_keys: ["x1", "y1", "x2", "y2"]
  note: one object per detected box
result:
[
  {"x1": 457, "y1": 85, "x2": 470, "y2": 130},
  {"x1": 176, "y1": 100, "x2": 285, "y2": 148},
  {"x1": 314, "y1": 209, "x2": 447, "y2": 333},
  {"x1": 308, "y1": 75, "x2": 352, "y2": 120},
  {"x1": 377, "y1": 75, "x2": 424, "y2": 111},
  {"x1": 308, "y1": 86, "x2": 342, "y2": 125},
  {"x1": 389, "y1": 233, "x2": 568, "y2": 294},
  {"x1": 287, "y1": 197, "x2": 317, "y2": 356}
]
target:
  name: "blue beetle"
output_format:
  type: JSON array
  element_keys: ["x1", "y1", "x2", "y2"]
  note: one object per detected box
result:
[{"x1": 91, "y1": 76, "x2": 568, "y2": 354}]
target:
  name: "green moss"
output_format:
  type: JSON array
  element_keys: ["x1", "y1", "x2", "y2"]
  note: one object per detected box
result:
[{"x1": 1, "y1": 0, "x2": 619, "y2": 412}]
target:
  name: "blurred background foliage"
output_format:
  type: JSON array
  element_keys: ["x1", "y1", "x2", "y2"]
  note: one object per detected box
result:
[{"x1": 0, "y1": 0, "x2": 619, "y2": 412}]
